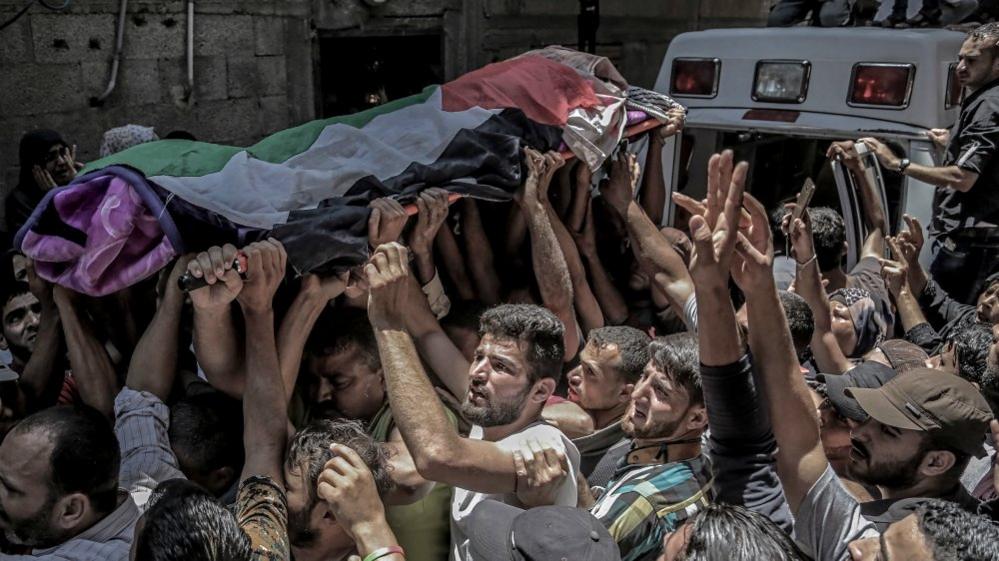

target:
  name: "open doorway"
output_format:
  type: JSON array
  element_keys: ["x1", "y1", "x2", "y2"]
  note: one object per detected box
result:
[{"x1": 317, "y1": 34, "x2": 444, "y2": 118}]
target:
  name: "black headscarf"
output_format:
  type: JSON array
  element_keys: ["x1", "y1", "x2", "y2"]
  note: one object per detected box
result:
[{"x1": 4, "y1": 130, "x2": 68, "y2": 242}]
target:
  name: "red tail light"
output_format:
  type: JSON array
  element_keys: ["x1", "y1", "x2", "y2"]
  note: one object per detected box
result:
[
  {"x1": 670, "y1": 58, "x2": 720, "y2": 98},
  {"x1": 848, "y1": 63, "x2": 914, "y2": 108},
  {"x1": 946, "y1": 62, "x2": 964, "y2": 109}
]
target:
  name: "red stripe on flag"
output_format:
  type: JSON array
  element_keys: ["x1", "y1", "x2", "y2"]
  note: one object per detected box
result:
[{"x1": 441, "y1": 55, "x2": 601, "y2": 126}]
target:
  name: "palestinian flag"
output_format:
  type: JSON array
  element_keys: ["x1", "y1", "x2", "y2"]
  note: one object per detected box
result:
[{"x1": 15, "y1": 53, "x2": 631, "y2": 296}]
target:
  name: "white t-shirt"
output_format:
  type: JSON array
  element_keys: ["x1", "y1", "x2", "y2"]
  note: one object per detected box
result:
[
  {"x1": 450, "y1": 422, "x2": 581, "y2": 561},
  {"x1": 793, "y1": 465, "x2": 879, "y2": 561}
]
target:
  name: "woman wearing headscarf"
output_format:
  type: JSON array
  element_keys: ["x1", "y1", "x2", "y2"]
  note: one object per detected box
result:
[
  {"x1": 828, "y1": 287, "x2": 892, "y2": 359},
  {"x1": 3, "y1": 129, "x2": 79, "y2": 247},
  {"x1": 99, "y1": 124, "x2": 158, "y2": 158}
]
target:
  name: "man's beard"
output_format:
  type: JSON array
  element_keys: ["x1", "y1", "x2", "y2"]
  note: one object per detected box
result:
[
  {"x1": 621, "y1": 408, "x2": 685, "y2": 440},
  {"x1": 0, "y1": 493, "x2": 64, "y2": 549},
  {"x1": 847, "y1": 438, "x2": 926, "y2": 489},
  {"x1": 460, "y1": 383, "x2": 530, "y2": 428}
]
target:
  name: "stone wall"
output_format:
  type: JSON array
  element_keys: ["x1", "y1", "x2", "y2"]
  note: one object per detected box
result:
[{"x1": 0, "y1": 0, "x2": 770, "y2": 226}]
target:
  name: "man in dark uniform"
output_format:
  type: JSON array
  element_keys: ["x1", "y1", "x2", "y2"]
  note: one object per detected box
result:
[{"x1": 862, "y1": 22, "x2": 999, "y2": 305}]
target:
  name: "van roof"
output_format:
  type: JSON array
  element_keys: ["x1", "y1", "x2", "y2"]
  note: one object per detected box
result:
[{"x1": 655, "y1": 28, "x2": 966, "y2": 134}]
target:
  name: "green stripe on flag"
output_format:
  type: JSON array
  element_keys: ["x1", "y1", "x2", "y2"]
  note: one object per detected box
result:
[{"x1": 83, "y1": 86, "x2": 438, "y2": 178}]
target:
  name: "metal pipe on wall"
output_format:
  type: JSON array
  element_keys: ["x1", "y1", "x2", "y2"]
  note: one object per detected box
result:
[
  {"x1": 185, "y1": 0, "x2": 195, "y2": 103},
  {"x1": 90, "y1": 0, "x2": 128, "y2": 106}
]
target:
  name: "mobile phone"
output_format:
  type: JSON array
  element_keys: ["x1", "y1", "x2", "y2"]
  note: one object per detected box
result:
[{"x1": 791, "y1": 178, "x2": 816, "y2": 224}]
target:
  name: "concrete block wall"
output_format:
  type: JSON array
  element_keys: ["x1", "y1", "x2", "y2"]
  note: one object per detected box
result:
[{"x1": 0, "y1": 0, "x2": 314, "y2": 226}]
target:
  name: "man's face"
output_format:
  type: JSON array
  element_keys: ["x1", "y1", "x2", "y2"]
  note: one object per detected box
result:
[
  {"x1": 622, "y1": 361, "x2": 697, "y2": 440},
  {"x1": 40, "y1": 144, "x2": 75, "y2": 187},
  {"x1": 284, "y1": 464, "x2": 354, "y2": 561},
  {"x1": 977, "y1": 281, "x2": 999, "y2": 325},
  {"x1": 0, "y1": 429, "x2": 64, "y2": 548},
  {"x1": 848, "y1": 513, "x2": 934, "y2": 561},
  {"x1": 462, "y1": 334, "x2": 535, "y2": 427},
  {"x1": 567, "y1": 340, "x2": 630, "y2": 413},
  {"x1": 2, "y1": 293, "x2": 41, "y2": 358},
  {"x1": 831, "y1": 300, "x2": 858, "y2": 357},
  {"x1": 307, "y1": 345, "x2": 385, "y2": 422},
  {"x1": 810, "y1": 389, "x2": 854, "y2": 476},
  {"x1": 848, "y1": 417, "x2": 927, "y2": 488},
  {"x1": 957, "y1": 38, "x2": 999, "y2": 91}
]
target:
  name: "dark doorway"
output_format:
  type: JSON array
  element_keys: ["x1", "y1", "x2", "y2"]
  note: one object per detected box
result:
[{"x1": 317, "y1": 34, "x2": 444, "y2": 118}]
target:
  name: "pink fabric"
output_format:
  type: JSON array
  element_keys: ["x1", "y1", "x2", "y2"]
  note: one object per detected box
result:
[{"x1": 20, "y1": 174, "x2": 176, "y2": 296}]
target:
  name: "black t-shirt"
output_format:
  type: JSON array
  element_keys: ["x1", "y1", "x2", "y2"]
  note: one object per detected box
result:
[{"x1": 934, "y1": 78, "x2": 999, "y2": 238}]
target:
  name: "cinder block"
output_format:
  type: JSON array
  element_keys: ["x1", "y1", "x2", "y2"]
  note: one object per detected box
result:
[
  {"x1": 81, "y1": 57, "x2": 161, "y2": 107},
  {"x1": 194, "y1": 97, "x2": 261, "y2": 143},
  {"x1": 0, "y1": 63, "x2": 84, "y2": 116},
  {"x1": 254, "y1": 16, "x2": 285, "y2": 56},
  {"x1": 259, "y1": 94, "x2": 289, "y2": 134},
  {"x1": 226, "y1": 55, "x2": 258, "y2": 98},
  {"x1": 31, "y1": 14, "x2": 115, "y2": 64},
  {"x1": 0, "y1": 16, "x2": 32, "y2": 64},
  {"x1": 159, "y1": 55, "x2": 227, "y2": 103},
  {"x1": 123, "y1": 12, "x2": 186, "y2": 59},
  {"x1": 256, "y1": 55, "x2": 287, "y2": 96},
  {"x1": 194, "y1": 14, "x2": 253, "y2": 56}
]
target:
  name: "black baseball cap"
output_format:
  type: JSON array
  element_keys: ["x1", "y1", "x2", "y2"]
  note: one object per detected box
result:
[
  {"x1": 817, "y1": 361, "x2": 898, "y2": 422},
  {"x1": 467, "y1": 500, "x2": 621, "y2": 561}
]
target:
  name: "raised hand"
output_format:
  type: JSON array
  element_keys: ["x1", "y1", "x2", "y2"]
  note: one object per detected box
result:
[
  {"x1": 687, "y1": 150, "x2": 749, "y2": 289},
  {"x1": 657, "y1": 107, "x2": 686, "y2": 140},
  {"x1": 538, "y1": 151, "x2": 566, "y2": 201},
  {"x1": 512, "y1": 438, "x2": 570, "y2": 508},
  {"x1": 236, "y1": 238, "x2": 287, "y2": 314},
  {"x1": 856, "y1": 137, "x2": 901, "y2": 170},
  {"x1": 300, "y1": 271, "x2": 350, "y2": 304},
  {"x1": 826, "y1": 140, "x2": 863, "y2": 172},
  {"x1": 408, "y1": 188, "x2": 451, "y2": 257},
  {"x1": 895, "y1": 214, "x2": 925, "y2": 263},
  {"x1": 516, "y1": 147, "x2": 548, "y2": 208},
  {"x1": 731, "y1": 192, "x2": 774, "y2": 293},
  {"x1": 365, "y1": 242, "x2": 411, "y2": 331},
  {"x1": 32, "y1": 165, "x2": 57, "y2": 190},
  {"x1": 368, "y1": 197, "x2": 409, "y2": 248},
  {"x1": 600, "y1": 150, "x2": 640, "y2": 217},
  {"x1": 186, "y1": 243, "x2": 244, "y2": 311},
  {"x1": 317, "y1": 443, "x2": 389, "y2": 542},
  {"x1": 781, "y1": 202, "x2": 815, "y2": 264}
]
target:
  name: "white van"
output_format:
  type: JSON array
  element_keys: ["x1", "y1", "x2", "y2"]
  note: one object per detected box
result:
[{"x1": 652, "y1": 27, "x2": 966, "y2": 268}]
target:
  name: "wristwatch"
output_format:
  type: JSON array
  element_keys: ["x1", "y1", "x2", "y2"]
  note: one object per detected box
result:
[{"x1": 897, "y1": 158, "x2": 911, "y2": 174}]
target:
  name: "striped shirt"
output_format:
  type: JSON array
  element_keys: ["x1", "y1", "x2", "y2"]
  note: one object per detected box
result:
[{"x1": 590, "y1": 454, "x2": 713, "y2": 561}]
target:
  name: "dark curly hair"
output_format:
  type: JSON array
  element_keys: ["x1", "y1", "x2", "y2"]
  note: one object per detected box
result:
[
  {"x1": 649, "y1": 333, "x2": 702, "y2": 405},
  {"x1": 285, "y1": 419, "x2": 393, "y2": 548},
  {"x1": 916, "y1": 499, "x2": 999, "y2": 561},
  {"x1": 479, "y1": 304, "x2": 565, "y2": 384},
  {"x1": 808, "y1": 207, "x2": 846, "y2": 272},
  {"x1": 683, "y1": 503, "x2": 808, "y2": 561}
]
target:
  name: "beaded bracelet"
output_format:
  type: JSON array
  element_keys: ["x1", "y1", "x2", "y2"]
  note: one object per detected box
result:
[{"x1": 362, "y1": 546, "x2": 405, "y2": 561}]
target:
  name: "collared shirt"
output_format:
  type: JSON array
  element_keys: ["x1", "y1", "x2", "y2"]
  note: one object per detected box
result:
[
  {"x1": 590, "y1": 453, "x2": 713, "y2": 561},
  {"x1": 934, "y1": 78, "x2": 999, "y2": 238},
  {"x1": 5, "y1": 492, "x2": 140, "y2": 560},
  {"x1": 115, "y1": 387, "x2": 186, "y2": 510}
]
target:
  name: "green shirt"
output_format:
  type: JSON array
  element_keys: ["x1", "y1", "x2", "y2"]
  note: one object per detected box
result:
[{"x1": 369, "y1": 402, "x2": 457, "y2": 561}]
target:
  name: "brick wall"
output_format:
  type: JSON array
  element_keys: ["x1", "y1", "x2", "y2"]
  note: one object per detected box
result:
[{"x1": 0, "y1": 0, "x2": 770, "y2": 228}]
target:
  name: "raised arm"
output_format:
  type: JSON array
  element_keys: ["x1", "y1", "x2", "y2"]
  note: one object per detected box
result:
[
  {"x1": 860, "y1": 136, "x2": 979, "y2": 192},
  {"x1": 785, "y1": 206, "x2": 852, "y2": 374},
  {"x1": 125, "y1": 257, "x2": 191, "y2": 400},
  {"x1": 187, "y1": 244, "x2": 246, "y2": 398},
  {"x1": 435, "y1": 224, "x2": 477, "y2": 301},
  {"x1": 276, "y1": 273, "x2": 348, "y2": 404},
  {"x1": 603, "y1": 152, "x2": 694, "y2": 322},
  {"x1": 366, "y1": 243, "x2": 524, "y2": 494},
  {"x1": 53, "y1": 288, "x2": 117, "y2": 419},
  {"x1": 15, "y1": 262, "x2": 66, "y2": 413},
  {"x1": 236, "y1": 239, "x2": 289, "y2": 483},
  {"x1": 828, "y1": 141, "x2": 886, "y2": 259},
  {"x1": 460, "y1": 197, "x2": 502, "y2": 305},
  {"x1": 520, "y1": 148, "x2": 580, "y2": 361},
  {"x1": 571, "y1": 199, "x2": 629, "y2": 326}
]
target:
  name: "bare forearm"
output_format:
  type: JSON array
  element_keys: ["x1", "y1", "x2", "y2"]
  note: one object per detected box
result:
[
  {"x1": 905, "y1": 163, "x2": 975, "y2": 192},
  {"x1": 640, "y1": 137, "x2": 667, "y2": 225},
  {"x1": 524, "y1": 201, "x2": 578, "y2": 357},
  {"x1": 193, "y1": 306, "x2": 245, "y2": 397},
  {"x1": 850, "y1": 167, "x2": 887, "y2": 234},
  {"x1": 57, "y1": 301, "x2": 116, "y2": 419},
  {"x1": 895, "y1": 288, "x2": 929, "y2": 333},
  {"x1": 581, "y1": 251, "x2": 629, "y2": 325},
  {"x1": 626, "y1": 201, "x2": 693, "y2": 304},
  {"x1": 276, "y1": 293, "x2": 326, "y2": 404},
  {"x1": 126, "y1": 291, "x2": 184, "y2": 400},
  {"x1": 351, "y1": 519, "x2": 403, "y2": 561},
  {"x1": 547, "y1": 206, "x2": 603, "y2": 333},
  {"x1": 462, "y1": 200, "x2": 502, "y2": 305},
  {"x1": 434, "y1": 227, "x2": 476, "y2": 301},
  {"x1": 797, "y1": 260, "x2": 851, "y2": 373},
  {"x1": 17, "y1": 304, "x2": 65, "y2": 411},
  {"x1": 242, "y1": 309, "x2": 287, "y2": 481}
]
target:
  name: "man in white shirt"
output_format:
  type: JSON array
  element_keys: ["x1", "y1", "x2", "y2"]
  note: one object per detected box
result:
[{"x1": 365, "y1": 242, "x2": 580, "y2": 561}]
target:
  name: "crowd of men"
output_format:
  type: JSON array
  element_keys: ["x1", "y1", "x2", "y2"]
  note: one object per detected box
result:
[
  {"x1": 769, "y1": 0, "x2": 999, "y2": 27},
  {"x1": 2, "y1": 19, "x2": 999, "y2": 561}
]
